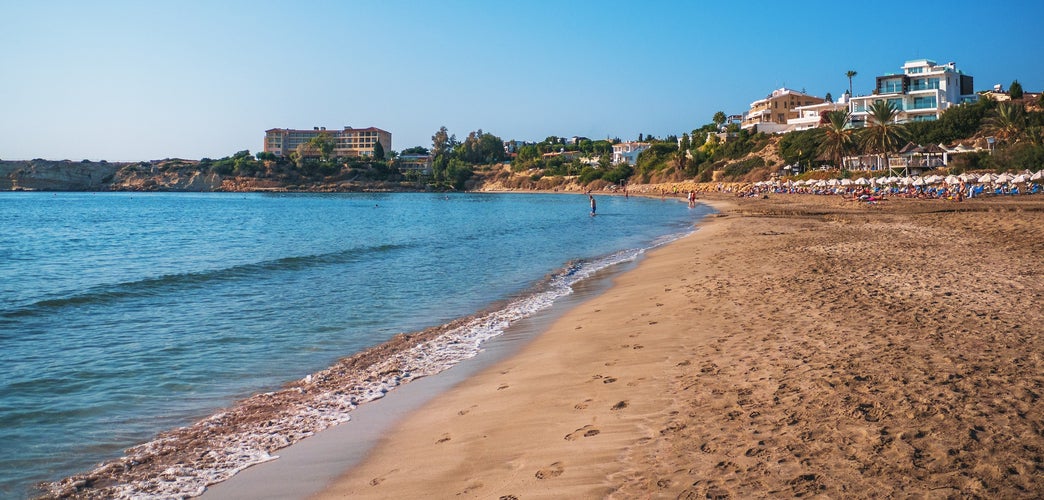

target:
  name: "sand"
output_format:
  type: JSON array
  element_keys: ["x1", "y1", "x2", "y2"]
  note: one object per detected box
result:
[{"x1": 313, "y1": 193, "x2": 1044, "y2": 499}]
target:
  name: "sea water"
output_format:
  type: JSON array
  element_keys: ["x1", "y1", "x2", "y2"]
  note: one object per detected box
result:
[{"x1": 0, "y1": 191, "x2": 710, "y2": 498}]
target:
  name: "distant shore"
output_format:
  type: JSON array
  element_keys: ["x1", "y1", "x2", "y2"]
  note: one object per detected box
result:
[{"x1": 309, "y1": 193, "x2": 1044, "y2": 498}]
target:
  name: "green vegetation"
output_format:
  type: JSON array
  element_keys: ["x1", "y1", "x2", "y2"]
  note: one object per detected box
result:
[
  {"x1": 859, "y1": 100, "x2": 908, "y2": 170},
  {"x1": 1009, "y1": 80, "x2": 1024, "y2": 100},
  {"x1": 429, "y1": 126, "x2": 507, "y2": 190}
]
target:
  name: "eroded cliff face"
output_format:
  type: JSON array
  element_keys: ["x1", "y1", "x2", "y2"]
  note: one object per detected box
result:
[
  {"x1": 0, "y1": 160, "x2": 222, "y2": 191},
  {"x1": 0, "y1": 160, "x2": 120, "y2": 191},
  {"x1": 108, "y1": 164, "x2": 222, "y2": 191}
]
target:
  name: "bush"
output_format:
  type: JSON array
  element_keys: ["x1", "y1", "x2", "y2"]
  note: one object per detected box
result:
[{"x1": 721, "y1": 156, "x2": 765, "y2": 177}]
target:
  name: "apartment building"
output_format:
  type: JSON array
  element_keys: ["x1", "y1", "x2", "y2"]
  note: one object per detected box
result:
[
  {"x1": 264, "y1": 126, "x2": 392, "y2": 158},
  {"x1": 741, "y1": 88, "x2": 826, "y2": 132},
  {"x1": 848, "y1": 59, "x2": 977, "y2": 127}
]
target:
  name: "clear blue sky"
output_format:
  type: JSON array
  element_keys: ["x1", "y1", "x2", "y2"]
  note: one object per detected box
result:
[{"x1": 2, "y1": 0, "x2": 1042, "y2": 162}]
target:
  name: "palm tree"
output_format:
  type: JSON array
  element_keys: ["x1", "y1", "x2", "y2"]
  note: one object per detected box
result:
[
  {"x1": 858, "y1": 100, "x2": 906, "y2": 174},
  {"x1": 983, "y1": 101, "x2": 1026, "y2": 146},
  {"x1": 846, "y1": 70, "x2": 858, "y2": 96},
  {"x1": 818, "y1": 109, "x2": 855, "y2": 171}
]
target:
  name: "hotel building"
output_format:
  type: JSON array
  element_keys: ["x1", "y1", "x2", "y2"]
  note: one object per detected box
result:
[
  {"x1": 848, "y1": 59, "x2": 977, "y2": 127},
  {"x1": 264, "y1": 126, "x2": 392, "y2": 158}
]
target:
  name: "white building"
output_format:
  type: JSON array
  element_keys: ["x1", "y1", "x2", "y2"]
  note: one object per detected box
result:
[
  {"x1": 849, "y1": 59, "x2": 977, "y2": 127},
  {"x1": 612, "y1": 142, "x2": 650, "y2": 165},
  {"x1": 787, "y1": 93, "x2": 850, "y2": 131}
]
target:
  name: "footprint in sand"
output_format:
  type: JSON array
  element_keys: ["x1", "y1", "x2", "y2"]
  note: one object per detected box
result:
[
  {"x1": 611, "y1": 400, "x2": 628, "y2": 410},
  {"x1": 499, "y1": 496, "x2": 519, "y2": 500},
  {"x1": 574, "y1": 399, "x2": 592, "y2": 410},
  {"x1": 369, "y1": 468, "x2": 399, "y2": 486},
  {"x1": 603, "y1": 377, "x2": 617, "y2": 384},
  {"x1": 497, "y1": 384, "x2": 509, "y2": 390},
  {"x1": 436, "y1": 433, "x2": 451, "y2": 444},
  {"x1": 535, "y1": 462, "x2": 564, "y2": 479},
  {"x1": 564, "y1": 424, "x2": 600, "y2": 440}
]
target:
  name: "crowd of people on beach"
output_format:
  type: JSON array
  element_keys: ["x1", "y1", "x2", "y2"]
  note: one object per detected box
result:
[{"x1": 733, "y1": 171, "x2": 1044, "y2": 203}]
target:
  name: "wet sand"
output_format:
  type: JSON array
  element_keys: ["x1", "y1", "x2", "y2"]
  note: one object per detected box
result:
[{"x1": 315, "y1": 193, "x2": 1044, "y2": 498}]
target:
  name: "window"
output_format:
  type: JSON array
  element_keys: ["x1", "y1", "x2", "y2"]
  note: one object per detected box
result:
[
  {"x1": 887, "y1": 98, "x2": 903, "y2": 111},
  {"x1": 880, "y1": 79, "x2": 903, "y2": 94},
  {"x1": 913, "y1": 96, "x2": 937, "y2": 109}
]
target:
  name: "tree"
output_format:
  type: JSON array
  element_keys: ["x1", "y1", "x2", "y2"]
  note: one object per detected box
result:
[
  {"x1": 859, "y1": 100, "x2": 907, "y2": 173},
  {"x1": 846, "y1": 70, "x2": 858, "y2": 96},
  {"x1": 825, "y1": 92, "x2": 833, "y2": 103},
  {"x1": 307, "y1": 131, "x2": 334, "y2": 160},
  {"x1": 679, "y1": 133, "x2": 691, "y2": 152},
  {"x1": 432, "y1": 126, "x2": 451, "y2": 157},
  {"x1": 713, "y1": 111, "x2": 727, "y2": 128},
  {"x1": 818, "y1": 109, "x2": 855, "y2": 171},
  {"x1": 373, "y1": 140, "x2": 385, "y2": 160},
  {"x1": 400, "y1": 146, "x2": 430, "y2": 155},
  {"x1": 983, "y1": 101, "x2": 1026, "y2": 145},
  {"x1": 1009, "y1": 80, "x2": 1024, "y2": 100}
]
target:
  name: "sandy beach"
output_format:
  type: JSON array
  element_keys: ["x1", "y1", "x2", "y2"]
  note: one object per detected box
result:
[{"x1": 313, "y1": 193, "x2": 1044, "y2": 499}]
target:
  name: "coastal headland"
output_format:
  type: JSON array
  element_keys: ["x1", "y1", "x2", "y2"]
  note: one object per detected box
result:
[{"x1": 308, "y1": 193, "x2": 1044, "y2": 499}]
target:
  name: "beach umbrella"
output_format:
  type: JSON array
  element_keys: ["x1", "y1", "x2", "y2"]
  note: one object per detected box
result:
[
  {"x1": 995, "y1": 173, "x2": 1013, "y2": 184},
  {"x1": 854, "y1": 177, "x2": 869, "y2": 186},
  {"x1": 945, "y1": 175, "x2": 961, "y2": 185},
  {"x1": 912, "y1": 177, "x2": 926, "y2": 187},
  {"x1": 978, "y1": 173, "x2": 995, "y2": 184},
  {"x1": 840, "y1": 178, "x2": 853, "y2": 186},
  {"x1": 925, "y1": 174, "x2": 944, "y2": 184},
  {"x1": 826, "y1": 179, "x2": 839, "y2": 186},
  {"x1": 961, "y1": 172, "x2": 980, "y2": 183},
  {"x1": 1012, "y1": 174, "x2": 1029, "y2": 183},
  {"x1": 1032, "y1": 170, "x2": 1044, "y2": 181},
  {"x1": 815, "y1": 180, "x2": 827, "y2": 188}
]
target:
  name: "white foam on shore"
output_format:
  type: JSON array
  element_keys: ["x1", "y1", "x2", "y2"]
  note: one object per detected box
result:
[{"x1": 47, "y1": 234, "x2": 694, "y2": 499}]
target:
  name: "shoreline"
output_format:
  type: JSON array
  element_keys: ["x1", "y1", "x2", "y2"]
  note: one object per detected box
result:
[
  {"x1": 40, "y1": 193, "x2": 701, "y2": 499},
  {"x1": 311, "y1": 193, "x2": 1044, "y2": 498},
  {"x1": 201, "y1": 247, "x2": 647, "y2": 499}
]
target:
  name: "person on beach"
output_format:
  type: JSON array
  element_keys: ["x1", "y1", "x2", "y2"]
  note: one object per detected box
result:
[
  {"x1": 589, "y1": 195, "x2": 596, "y2": 216},
  {"x1": 688, "y1": 190, "x2": 696, "y2": 207}
]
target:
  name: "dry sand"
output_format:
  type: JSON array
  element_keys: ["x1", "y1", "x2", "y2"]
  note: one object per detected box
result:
[{"x1": 315, "y1": 193, "x2": 1044, "y2": 499}]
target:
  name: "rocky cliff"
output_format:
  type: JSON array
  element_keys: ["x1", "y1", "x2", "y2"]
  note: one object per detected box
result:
[
  {"x1": 0, "y1": 160, "x2": 121, "y2": 191},
  {"x1": 1, "y1": 160, "x2": 221, "y2": 192}
]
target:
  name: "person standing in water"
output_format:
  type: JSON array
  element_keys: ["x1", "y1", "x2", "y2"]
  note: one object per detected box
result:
[{"x1": 589, "y1": 195, "x2": 596, "y2": 216}]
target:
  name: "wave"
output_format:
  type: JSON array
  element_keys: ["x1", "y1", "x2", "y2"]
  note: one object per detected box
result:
[
  {"x1": 1, "y1": 243, "x2": 411, "y2": 321},
  {"x1": 40, "y1": 233, "x2": 694, "y2": 499}
]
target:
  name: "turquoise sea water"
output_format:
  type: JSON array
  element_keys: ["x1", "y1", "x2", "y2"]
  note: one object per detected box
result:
[{"x1": 0, "y1": 191, "x2": 709, "y2": 498}]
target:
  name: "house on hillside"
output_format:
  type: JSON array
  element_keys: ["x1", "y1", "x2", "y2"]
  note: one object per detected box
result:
[
  {"x1": 787, "y1": 93, "x2": 850, "y2": 131},
  {"x1": 741, "y1": 88, "x2": 826, "y2": 133},
  {"x1": 612, "y1": 142, "x2": 650, "y2": 165},
  {"x1": 848, "y1": 59, "x2": 977, "y2": 127},
  {"x1": 397, "y1": 154, "x2": 431, "y2": 174}
]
